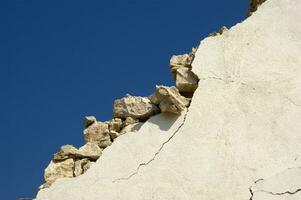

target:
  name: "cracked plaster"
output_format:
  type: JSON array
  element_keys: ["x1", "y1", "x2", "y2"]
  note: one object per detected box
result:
[{"x1": 36, "y1": 0, "x2": 301, "y2": 199}]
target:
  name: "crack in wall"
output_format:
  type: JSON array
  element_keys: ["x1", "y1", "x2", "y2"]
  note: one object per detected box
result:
[
  {"x1": 258, "y1": 188, "x2": 301, "y2": 196},
  {"x1": 112, "y1": 109, "x2": 189, "y2": 183},
  {"x1": 249, "y1": 183, "x2": 301, "y2": 200}
]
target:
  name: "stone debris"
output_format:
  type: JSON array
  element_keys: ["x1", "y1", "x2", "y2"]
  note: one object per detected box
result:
[
  {"x1": 53, "y1": 145, "x2": 78, "y2": 161},
  {"x1": 83, "y1": 121, "x2": 112, "y2": 148},
  {"x1": 43, "y1": 158, "x2": 74, "y2": 188},
  {"x1": 123, "y1": 116, "x2": 139, "y2": 127},
  {"x1": 84, "y1": 116, "x2": 96, "y2": 128},
  {"x1": 169, "y1": 47, "x2": 197, "y2": 79},
  {"x1": 77, "y1": 142, "x2": 102, "y2": 160},
  {"x1": 175, "y1": 67, "x2": 198, "y2": 93},
  {"x1": 113, "y1": 95, "x2": 160, "y2": 120},
  {"x1": 40, "y1": 47, "x2": 198, "y2": 189},
  {"x1": 107, "y1": 118, "x2": 123, "y2": 132},
  {"x1": 74, "y1": 159, "x2": 92, "y2": 177},
  {"x1": 149, "y1": 85, "x2": 190, "y2": 114},
  {"x1": 169, "y1": 48, "x2": 199, "y2": 95}
]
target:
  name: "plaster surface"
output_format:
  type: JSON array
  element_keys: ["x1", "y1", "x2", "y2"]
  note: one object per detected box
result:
[{"x1": 36, "y1": 0, "x2": 301, "y2": 199}]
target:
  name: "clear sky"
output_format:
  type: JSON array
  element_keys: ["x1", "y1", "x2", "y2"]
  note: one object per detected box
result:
[{"x1": 1, "y1": 0, "x2": 248, "y2": 199}]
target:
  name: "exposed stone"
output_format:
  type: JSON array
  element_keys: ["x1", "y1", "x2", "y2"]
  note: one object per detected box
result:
[
  {"x1": 247, "y1": 0, "x2": 267, "y2": 16},
  {"x1": 149, "y1": 85, "x2": 190, "y2": 114},
  {"x1": 53, "y1": 143, "x2": 102, "y2": 161},
  {"x1": 123, "y1": 117, "x2": 139, "y2": 127},
  {"x1": 43, "y1": 158, "x2": 74, "y2": 188},
  {"x1": 53, "y1": 145, "x2": 78, "y2": 161},
  {"x1": 77, "y1": 142, "x2": 102, "y2": 160},
  {"x1": 74, "y1": 159, "x2": 91, "y2": 177},
  {"x1": 107, "y1": 118, "x2": 123, "y2": 132},
  {"x1": 82, "y1": 161, "x2": 93, "y2": 173},
  {"x1": 84, "y1": 116, "x2": 96, "y2": 128},
  {"x1": 83, "y1": 122, "x2": 112, "y2": 148},
  {"x1": 169, "y1": 48, "x2": 196, "y2": 80},
  {"x1": 175, "y1": 67, "x2": 198, "y2": 93},
  {"x1": 113, "y1": 95, "x2": 160, "y2": 120},
  {"x1": 120, "y1": 122, "x2": 143, "y2": 134},
  {"x1": 109, "y1": 130, "x2": 119, "y2": 140}
]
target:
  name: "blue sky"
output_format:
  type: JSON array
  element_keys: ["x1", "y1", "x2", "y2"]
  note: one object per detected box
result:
[{"x1": 0, "y1": 0, "x2": 248, "y2": 199}]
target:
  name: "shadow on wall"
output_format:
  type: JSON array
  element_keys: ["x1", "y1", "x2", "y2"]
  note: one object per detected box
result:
[{"x1": 147, "y1": 112, "x2": 180, "y2": 131}]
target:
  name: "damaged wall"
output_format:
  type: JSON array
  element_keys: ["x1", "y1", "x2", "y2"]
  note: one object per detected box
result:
[{"x1": 36, "y1": 0, "x2": 301, "y2": 199}]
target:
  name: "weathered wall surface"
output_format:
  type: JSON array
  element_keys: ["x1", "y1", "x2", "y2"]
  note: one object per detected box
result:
[{"x1": 36, "y1": 0, "x2": 301, "y2": 199}]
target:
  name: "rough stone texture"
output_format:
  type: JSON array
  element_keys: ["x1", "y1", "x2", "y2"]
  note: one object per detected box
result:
[
  {"x1": 74, "y1": 159, "x2": 91, "y2": 177},
  {"x1": 247, "y1": 0, "x2": 267, "y2": 16},
  {"x1": 107, "y1": 118, "x2": 123, "y2": 132},
  {"x1": 77, "y1": 142, "x2": 102, "y2": 160},
  {"x1": 175, "y1": 67, "x2": 198, "y2": 93},
  {"x1": 113, "y1": 95, "x2": 159, "y2": 120},
  {"x1": 169, "y1": 48, "x2": 196, "y2": 80},
  {"x1": 149, "y1": 85, "x2": 190, "y2": 114},
  {"x1": 123, "y1": 117, "x2": 139, "y2": 127},
  {"x1": 83, "y1": 121, "x2": 112, "y2": 148},
  {"x1": 83, "y1": 116, "x2": 97, "y2": 128},
  {"x1": 36, "y1": 0, "x2": 301, "y2": 199},
  {"x1": 53, "y1": 145, "x2": 78, "y2": 161},
  {"x1": 53, "y1": 143, "x2": 102, "y2": 162},
  {"x1": 43, "y1": 158, "x2": 74, "y2": 188}
]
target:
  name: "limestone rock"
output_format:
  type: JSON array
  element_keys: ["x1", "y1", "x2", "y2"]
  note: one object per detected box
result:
[
  {"x1": 74, "y1": 159, "x2": 91, "y2": 177},
  {"x1": 169, "y1": 48, "x2": 196, "y2": 79},
  {"x1": 175, "y1": 67, "x2": 198, "y2": 93},
  {"x1": 77, "y1": 142, "x2": 102, "y2": 160},
  {"x1": 53, "y1": 145, "x2": 78, "y2": 161},
  {"x1": 53, "y1": 143, "x2": 102, "y2": 161},
  {"x1": 107, "y1": 118, "x2": 123, "y2": 132},
  {"x1": 84, "y1": 116, "x2": 96, "y2": 128},
  {"x1": 123, "y1": 116, "x2": 139, "y2": 127},
  {"x1": 43, "y1": 158, "x2": 74, "y2": 188},
  {"x1": 113, "y1": 95, "x2": 159, "y2": 120},
  {"x1": 83, "y1": 122, "x2": 112, "y2": 148},
  {"x1": 120, "y1": 122, "x2": 143, "y2": 134},
  {"x1": 149, "y1": 85, "x2": 190, "y2": 114},
  {"x1": 109, "y1": 130, "x2": 119, "y2": 140}
]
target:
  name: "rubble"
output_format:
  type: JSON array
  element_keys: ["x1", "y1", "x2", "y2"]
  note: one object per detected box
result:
[
  {"x1": 113, "y1": 95, "x2": 160, "y2": 120},
  {"x1": 43, "y1": 158, "x2": 74, "y2": 188},
  {"x1": 84, "y1": 116, "x2": 96, "y2": 128},
  {"x1": 149, "y1": 85, "x2": 190, "y2": 114},
  {"x1": 74, "y1": 159, "x2": 92, "y2": 177},
  {"x1": 40, "y1": 46, "x2": 198, "y2": 189},
  {"x1": 169, "y1": 47, "x2": 197, "y2": 80},
  {"x1": 175, "y1": 67, "x2": 198, "y2": 93},
  {"x1": 83, "y1": 121, "x2": 112, "y2": 148}
]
